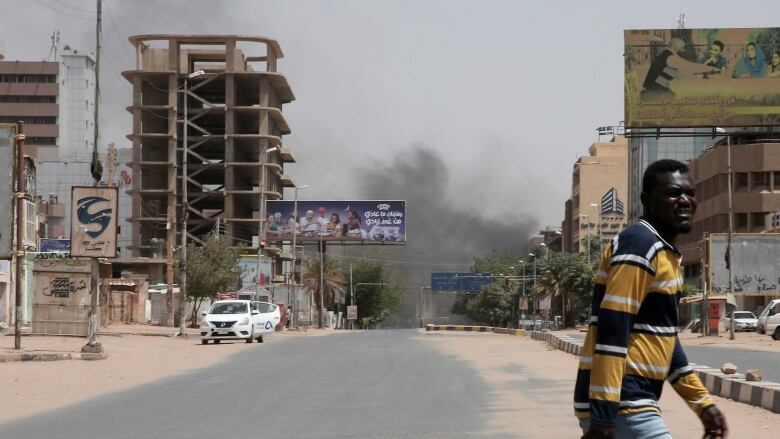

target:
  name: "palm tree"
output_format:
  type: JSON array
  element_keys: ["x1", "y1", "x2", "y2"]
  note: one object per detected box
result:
[{"x1": 302, "y1": 256, "x2": 346, "y2": 327}]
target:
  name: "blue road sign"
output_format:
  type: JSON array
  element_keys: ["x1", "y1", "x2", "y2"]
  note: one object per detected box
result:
[{"x1": 431, "y1": 272, "x2": 494, "y2": 292}]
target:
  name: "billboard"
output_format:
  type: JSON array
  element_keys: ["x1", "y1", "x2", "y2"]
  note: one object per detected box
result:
[
  {"x1": 709, "y1": 234, "x2": 780, "y2": 295},
  {"x1": 625, "y1": 27, "x2": 780, "y2": 128},
  {"x1": 431, "y1": 272, "x2": 494, "y2": 292},
  {"x1": 237, "y1": 255, "x2": 272, "y2": 290},
  {"x1": 265, "y1": 200, "x2": 406, "y2": 243},
  {"x1": 70, "y1": 186, "x2": 118, "y2": 258},
  {"x1": 0, "y1": 124, "x2": 14, "y2": 258}
]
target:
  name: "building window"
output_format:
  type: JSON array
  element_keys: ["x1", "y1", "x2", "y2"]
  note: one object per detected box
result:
[
  {"x1": 736, "y1": 213, "x2": 748, "y2": 230},
  {"x1": 0, "y1": 95, "x2": 56, "y2": 103},
  {"x1": 0, "y1": 116, "x2": 56, "y2": 124},
  {"x1": 752, "y1": 212, "x2": 766, "y2": 229},
  {"x1": 735, "y1": 172, "x2": 748, "y2": 191},
  {"x1": 25, "y1": 137, "x2": 57, "y2": 145},
  {"x1": 0, "y1": 74, "x2": 56, "y2": 83},
  {"x1": 752, "y1": 171, "x2": 769, "y2": 191},
  {"x1": 773, "y1": 171, "x2": 780, "y2": 191}
]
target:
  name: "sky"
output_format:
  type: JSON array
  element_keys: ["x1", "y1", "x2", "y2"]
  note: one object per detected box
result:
[{"x1": 3, "y1": 0, "x2": 780, "y2": 266}]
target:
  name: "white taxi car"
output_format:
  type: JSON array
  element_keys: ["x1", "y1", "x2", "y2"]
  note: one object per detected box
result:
[{"x1": 200, "y1": 300, "x2": 280, "y2": 344}]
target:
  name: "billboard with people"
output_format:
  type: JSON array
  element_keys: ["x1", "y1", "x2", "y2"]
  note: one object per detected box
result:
[
  {"x1": 264, "y1": 200, "x2": 406, "y2": 243},
  {"x1": 625, "y1": 27, "x2": 780, "y2": 127}
]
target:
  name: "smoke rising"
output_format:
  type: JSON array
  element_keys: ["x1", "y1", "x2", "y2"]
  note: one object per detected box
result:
[{"x1": 357, "y1": 144, "x2": 538, "y2": 264}]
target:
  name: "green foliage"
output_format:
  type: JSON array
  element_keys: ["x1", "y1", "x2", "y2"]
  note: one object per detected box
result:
[
  {"x1": 302, "y1": 256, "x2": 347, "y2": 312},
  {"x1": 175, "y1": 232, "x2": 244, "y2": 300},
  {"x1": 681, "y1": 282, "x2": 699, "y2": 297},
  {"x1": 465, "y1": 282, "x2": 513, "y2": 327},
  {"x1": 349, "y1": 261, "x2": 400, "y2": 328},
  {"x1": 533, "y1": 251, "x2": 594, "y2": 327}
]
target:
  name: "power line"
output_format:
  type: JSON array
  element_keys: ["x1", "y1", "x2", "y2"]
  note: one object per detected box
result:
[
  {"x1": 51, "y1": 0, "x2": 96, "y2": 13},
  {"x1": 31, "y1": 0, "x2": 94, "y2": 20},
  {"x1": 105, "y1": 2, "x2": 134, "y2": 63}
]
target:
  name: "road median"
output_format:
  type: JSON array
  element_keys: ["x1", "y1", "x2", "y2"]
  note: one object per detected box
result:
[
  {"x1": 425, "y1": 324, "x2": 525, "y2": 336},
  {"x1": 528, "y1": 330, "x2": 780, "y2": 414}
]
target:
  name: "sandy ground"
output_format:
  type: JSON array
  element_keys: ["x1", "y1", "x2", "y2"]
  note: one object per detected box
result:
[
  {"x1": 0, "y1": 325, "x2": 323, "y2": 424},
  {"x1": 422, "y1": 331, "x2": 778, "y2": 439}
]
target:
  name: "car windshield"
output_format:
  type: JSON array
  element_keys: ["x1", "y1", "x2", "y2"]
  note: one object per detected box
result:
[
  {"x1": 733, "y1": 311, "x2": 755, "y2": 319},
  {"x1": 209, "y1": 302, "x2": 248, "y2": 315},
  {"x1": 255, "y1": 302, "x2": 276, "y2": 313}
]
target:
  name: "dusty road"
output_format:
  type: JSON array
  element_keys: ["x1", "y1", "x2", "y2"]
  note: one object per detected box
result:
[{"x1": 1, "y1": 329, "x2": 777, "y2": 438}]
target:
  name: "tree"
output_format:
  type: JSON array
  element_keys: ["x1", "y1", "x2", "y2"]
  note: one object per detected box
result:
[
  {"x1": 465, "y1": 282, "x2": 513, "y2": 327},
  {"x1": 175, "y1": 231, "x2": 244, "y2": 327},
  {"x1": 349, "y1": 261, "x2": 400, "y2": 328},
  {"x1": 302, "y1": 256, "x2": 347, "y2": 327},
  {"x1": 534, "y1": 251, "x2": 595, "y2": 328}
]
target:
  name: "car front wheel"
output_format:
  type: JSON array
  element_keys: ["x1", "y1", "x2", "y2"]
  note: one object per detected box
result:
[
  {"x1": 201, "y1": 339, "x2": 208, "y2": 345},
  {"x1": 772, "y1": 327, "x2": 780, "y2": 341}
]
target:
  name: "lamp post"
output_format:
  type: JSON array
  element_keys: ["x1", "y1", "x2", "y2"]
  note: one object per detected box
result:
[
  {"x1": 319, "y1": 222, "x2": 324, "y2": 328},
  {"x1": 290, "y1": 184, "x2": 307, "y2": 327},
  {"x1": 256, "y1": 146, "x2": 278, "y2": 298},
  {"x1": 179, "y1": 69, "x2": 204, "y2": 336}
]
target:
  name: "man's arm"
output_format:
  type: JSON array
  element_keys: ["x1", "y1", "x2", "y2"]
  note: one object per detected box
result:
[{"x1": 587, "y1": 257, "x2": 655, "y2": 428}]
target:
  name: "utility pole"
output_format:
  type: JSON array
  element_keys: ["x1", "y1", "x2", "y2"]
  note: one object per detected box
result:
[
  {"x1": 290, "y1": 185, "x2": 306, "y2": 327},
  {"x1": 726, "y1": 135, "x2": 736, "y2": 340},
  {"x1": 13, "y1": 122, "x2": 25, "y2": 350},
  {"x1": 319, "y1": 232, "x2": 325, "y2": 328},
  {"x1": 349, "y1": 263, "x2": 353, "y2": 330},
  {"x1": 83, "y1": 0, "x2": 103, "y2": 353},
  {"x1": 256, "y1": 146, "x2": 277, "y2": 298}
]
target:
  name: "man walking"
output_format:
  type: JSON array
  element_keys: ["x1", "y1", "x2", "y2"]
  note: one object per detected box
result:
[{"x1": 575, "y1": 160, "x2": 728, "y2": 438}]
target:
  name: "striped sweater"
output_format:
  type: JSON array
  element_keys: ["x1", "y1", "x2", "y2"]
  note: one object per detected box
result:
[{"x1": 573, "y1": 220, "x2": 714, "y2": 427}]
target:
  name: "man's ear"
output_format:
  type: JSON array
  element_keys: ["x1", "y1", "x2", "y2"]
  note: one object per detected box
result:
[{"x1": 640, "y1": 191, "x2": 649, "y2": 214}]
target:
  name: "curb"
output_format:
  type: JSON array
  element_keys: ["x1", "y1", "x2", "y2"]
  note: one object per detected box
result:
[
  {"x1": 0, "y1": 351, "x2": 107, "y2": 362},
  {"x1": 425, "y1": 324, "x2": 526, "y2": 336},
  {"x1": 528, "y1": 330, "x2": 780, "y2": 414}
]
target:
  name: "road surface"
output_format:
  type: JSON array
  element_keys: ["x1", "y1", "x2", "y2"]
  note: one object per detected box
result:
[{"x1": 1, "y1": 330, "x2": 777, "y2": 438}]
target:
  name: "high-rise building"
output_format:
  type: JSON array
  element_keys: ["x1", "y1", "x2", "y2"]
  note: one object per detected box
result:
[
  {"x1": 124, "y1": 35, "x2": 297, "y2": 276},
  {"x1": 626, "y1": 130, "x2": 709, "y2": 223},
  {"x1": 0, "y1": 60, "x2": 59, "y2": 157},
  {"x1": 564, "y1": 136, "x2": 628, "y2": 254}
]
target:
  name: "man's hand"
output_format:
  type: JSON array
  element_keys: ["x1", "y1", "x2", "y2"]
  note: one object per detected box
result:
[
  {"x1": 581, "y1": 425, "x2": 615, "y2": 439},
  {"x1": 700, "y1": 406, "x2": 728, "y2": 439}
]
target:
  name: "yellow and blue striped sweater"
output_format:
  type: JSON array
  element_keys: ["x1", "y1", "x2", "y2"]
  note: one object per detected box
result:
[{"x1": 573, "y1": 220, "x2": 714, "y2": 427}]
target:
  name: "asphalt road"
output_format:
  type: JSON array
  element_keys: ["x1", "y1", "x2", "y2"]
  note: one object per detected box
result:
[
  {"x1": 562, "y1": 332, "x2": 780, "y2": 382},
  {"x1": 0, "y1": 330, "x2": 514, "y2": 439}
]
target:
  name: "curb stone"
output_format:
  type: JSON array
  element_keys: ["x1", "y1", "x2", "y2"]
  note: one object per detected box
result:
[
  {"x1": 0, "y1": 351, "x2": 107, "y2": 362},
  {"x1": 425, "y1": 324, "x2": 526, "y2": 336},
  {"x1": 528, "y1": 330, "x2": 780, "y2": 414}
]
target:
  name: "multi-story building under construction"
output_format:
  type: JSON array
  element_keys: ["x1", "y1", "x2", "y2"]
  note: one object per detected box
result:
[{"x1": 123, "y1": 35, "x2": 296, "y2": 281}]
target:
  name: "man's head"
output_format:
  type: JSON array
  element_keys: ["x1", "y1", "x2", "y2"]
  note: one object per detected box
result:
[
  {"x1": 305, "y1": 210, "x2": 314, "y2": 220},
  {"x1": 318, "y1": 207, "x2": 326, "y2": 216},
  {"x1": 709, "y1": 41, "x2": 724, "y2": 58},
  {"x1": 640, "y1": 159, "x2": 697, "y2": 237}
]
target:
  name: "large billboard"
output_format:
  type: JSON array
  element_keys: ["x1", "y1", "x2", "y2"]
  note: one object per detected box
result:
[
  {"x1": 265, "y1": 200, "x2": 406, "y2": 243},
  {"x1": 625, "y1": 27, "x2": 780, "y2": 128},
  {"x1": 237, "y1": 255, "x2": 272, "y2": 290},
  {"x1": 70, "y1": 187, "x2": 118, "y2": 258},
  {"x1": 0, "y1": 124, "x2": 14, "y2": 258},
  {"x1": 709, "y1": 234, "x2": 780, "y2": 295}
]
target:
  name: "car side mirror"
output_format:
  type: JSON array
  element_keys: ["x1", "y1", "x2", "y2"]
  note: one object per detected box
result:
[
  {"x1": 200, "y1": 311, "x2": 208, "y2": 316},
  {"x1": 251, "y1": 310, "x2": 259, "y2": 315}
]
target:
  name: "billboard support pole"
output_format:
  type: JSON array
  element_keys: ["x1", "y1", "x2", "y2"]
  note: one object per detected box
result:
[
  {"x1": 726, "y1": 135, "x2": 736, "y2": 340},
  {"x1": 318, "y1": 235, "x2": 324, "y2": 328},
  {"x1": 13, "y1": 122, "x2": 24, "y2": 350}
]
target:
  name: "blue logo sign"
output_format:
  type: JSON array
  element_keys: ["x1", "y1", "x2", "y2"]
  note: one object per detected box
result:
[
  {"x1": 39, "y1": 239, "x2": 70, "y2": 253},
  {"x1": 76, "y1": 196, "x2": 112, "y2": 238}
]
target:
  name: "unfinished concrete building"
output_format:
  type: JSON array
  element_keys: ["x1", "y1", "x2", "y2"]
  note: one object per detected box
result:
[{"x1": 123, "y1": 35, "x2": 296, "y2": 278}]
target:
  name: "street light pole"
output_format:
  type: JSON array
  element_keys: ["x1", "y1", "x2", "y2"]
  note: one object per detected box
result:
[
  {"x1": 290, "y1": 184, "x2": 306, "y2": 327},
  {"x1": 726, "y1": 134, "x2": 735, "y2": 340},
  {"x1": 319, "y1": 226, "x2": 324, "y2": 328}
]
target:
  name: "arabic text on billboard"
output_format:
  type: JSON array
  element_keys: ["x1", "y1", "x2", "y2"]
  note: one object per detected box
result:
[
  {"x1": 265, "y1": 200, "x2": 406, "y2": 243},
  {"x1": 625, "y1": 27, "x2": 780, "y2": 128},
  {"x1": 431, "y1": 273, "x2": 493, "y2": 292}
]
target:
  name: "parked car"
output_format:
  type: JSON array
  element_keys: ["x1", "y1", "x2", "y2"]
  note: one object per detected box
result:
[
  {"x1": 722, "y1": 311, "x2": 757, "y2": 332},
  {"x1": 200, "y1": 300, "x2": 279, "y2": 344},
  {"x1": 757, "y1": 299, "x2": 780, "y2": 340}
]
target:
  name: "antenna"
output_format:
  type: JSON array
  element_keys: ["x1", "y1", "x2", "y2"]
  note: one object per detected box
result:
[
  {"x1": 47, "y1": 30, "x2": 60, "y2": 61},
  {"x1": 676, "y1": 13, "x2": 686, "y2": 29}
]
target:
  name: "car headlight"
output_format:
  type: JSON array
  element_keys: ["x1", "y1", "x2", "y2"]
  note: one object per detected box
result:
[
  {"x1": 201, "y1": 320, "x2": 212, "y2": 328},
  {"x1": 238, "y1": 317, "x2": 250, "y2": 326}
]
